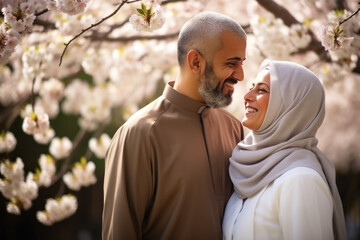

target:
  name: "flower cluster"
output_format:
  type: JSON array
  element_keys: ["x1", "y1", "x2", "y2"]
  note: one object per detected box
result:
[
  {"x1": 0, "y1": 25, "x2": 20, "y2": 65},
  {"x1": 319, "y1": 9, "x2": 357, "y2": 52},
  {"x1": 0, "y1": 0, "x2": 91, "y2": 64},
  {"x1": 49, "y1": 137, "x2": 73, "y2": 160},
  {"x1": 36, "y1": 194, "x2": 78, "y2": 225},
  {"x1": 53, "y1": 0, "x2": 90, "y2": 15},
  {"x1": 129, "y1": 2, "x2": 166, "y2": 32},
  {"x1": 320, "y1": 23, "x2": 353, "y2": 51},
  {"x1": 63, "y1": 157, "x2": 96, "y2": 191},
  {"x1": 28, "y1": 154, "x2": 56, "y2": 187},
  {"x1": 317, "y1": 9, "x2": 359, "y2": 85},
  {"x1": 0, "y1": 158, "x2": 38, "y2": 214},
  {"x1": 250, "y1": 14, "x2": 311, "y2": 59},
  {"x1": 22, "y1": 110, "x2": 50, "y2": 135},
  {"x1": 2, "y1": 2, "x2": 36, "y2": 33}
]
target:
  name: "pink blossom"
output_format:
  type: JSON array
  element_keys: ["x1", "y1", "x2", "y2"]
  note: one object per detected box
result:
[{"x1": 320, "y1": 23, "x2": 354, "y2": 51}]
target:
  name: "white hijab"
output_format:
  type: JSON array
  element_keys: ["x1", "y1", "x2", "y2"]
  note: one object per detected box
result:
[{"x1": 230, "y1": 59, "x2": 346, "y2": 240}]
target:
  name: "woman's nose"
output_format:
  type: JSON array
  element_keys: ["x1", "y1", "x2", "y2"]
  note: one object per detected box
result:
[{"x1": 244, "y1": 89, "x2": 255, "y2": 102}]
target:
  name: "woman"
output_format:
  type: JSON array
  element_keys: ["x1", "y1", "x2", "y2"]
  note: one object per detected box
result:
[{"x1": 223, "y1": 59, "x2": 346, "y2": 240}]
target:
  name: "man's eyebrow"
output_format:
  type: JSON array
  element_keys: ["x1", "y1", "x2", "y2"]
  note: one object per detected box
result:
[{"x1": 226, "y1": 57, "x2": 245, "y2": 61}]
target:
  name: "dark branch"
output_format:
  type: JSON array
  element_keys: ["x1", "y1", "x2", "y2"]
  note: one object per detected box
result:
[
  {"x1": 255, "y1": 0, "x2": 330, "y2": 61},
  {"x1": 59, "y1": 0, "x2": 141, "y2": 66},
  {"x1": 35, "y1": 9, "x2": 49, "y2": 16},
  {"x1": 88, "y1": 32, "x2": 179, "y2": 43},
  {"x1": 255, "y1": 0, "x2": 299, "y2": 26},
  {"x1": 33, "y1": 18, "x2": 56, "y2": 29}
]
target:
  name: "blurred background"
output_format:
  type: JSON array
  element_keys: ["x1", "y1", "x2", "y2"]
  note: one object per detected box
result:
[{"x1": 0, "y1": 0, "x2": 359, "y2": 239}]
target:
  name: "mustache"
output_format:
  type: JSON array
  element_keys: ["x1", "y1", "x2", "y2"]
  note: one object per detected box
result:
[{"x1": 224, "y1": 77, "x2": 238, "y2": 85}]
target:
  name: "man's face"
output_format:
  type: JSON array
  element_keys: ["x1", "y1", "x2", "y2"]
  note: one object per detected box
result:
[{"x1": 199, "y1": 31, "x2": 246, "y2": 108}]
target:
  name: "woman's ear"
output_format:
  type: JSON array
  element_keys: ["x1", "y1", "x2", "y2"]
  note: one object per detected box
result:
[{"x1": 187, "y1": 49, "x2": 205, "y2": 75}]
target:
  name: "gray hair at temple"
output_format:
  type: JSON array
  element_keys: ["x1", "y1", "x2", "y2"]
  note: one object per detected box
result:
[{"x1": 177, "y1": 11, "x2": 247, "y2": 68}]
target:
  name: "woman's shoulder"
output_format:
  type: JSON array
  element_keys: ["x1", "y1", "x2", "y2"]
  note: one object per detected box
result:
[{"x1": 269, "y1": 167, "x2": 331, "y2": 198}]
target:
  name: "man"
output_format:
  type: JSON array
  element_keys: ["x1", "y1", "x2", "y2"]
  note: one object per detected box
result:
[{"x1": 102, "y1": 11, "x2": 247, "y2": 240}]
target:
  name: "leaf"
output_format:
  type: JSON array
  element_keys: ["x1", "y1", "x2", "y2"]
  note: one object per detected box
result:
[
  {"x1": 137, "y1": 9, "x2": 144, "y2": 15},
  {"x1": 147, "y1": 8, "x2": 152, "y2": 15},
  {"x1": 141, "y1": 2, "x2": 147, "y2": 12}
]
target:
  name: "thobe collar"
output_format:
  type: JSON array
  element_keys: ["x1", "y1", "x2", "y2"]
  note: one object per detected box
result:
[{"x1": 163, "y1": 81, "x2": 209, "y2": 114}]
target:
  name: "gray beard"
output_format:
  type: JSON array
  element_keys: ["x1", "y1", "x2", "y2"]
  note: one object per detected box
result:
[{"x1": 198, "y1": 65, "x2": 233, "y2": 108}]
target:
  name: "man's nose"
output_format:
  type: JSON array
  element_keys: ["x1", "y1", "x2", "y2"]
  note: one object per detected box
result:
[{"x1": 232, "y1": 66, "x2": 244, "y2": 81}]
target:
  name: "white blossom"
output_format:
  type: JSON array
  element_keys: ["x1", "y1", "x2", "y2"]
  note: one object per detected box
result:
[
  {"x1": 320, "y1": 23, "x2": 353, "y2": 51},
  {"x1": 0, "y1": 24, "x2": 20, "y2": 64},
  {"x1": 250, "y1": 14, "x2": 296, "y2": 59},
  {"x1": 49, "y1": 137, "x2": 72, "y2": 159},
  {"x1": 54, "y1": 0, "x2": 90, "y2": 15},
  {"x1": 0, "y1": 158, "x2": 39, "y2": 214},
  {"x1": 62, "y1": 79, "x2": 90, "y2": 115},
  {"x1": 39, "y1": 78, "x2": 64, "y2": 101},
  {"x1": 7, "y1": 202, "x2": 21, "y2": 215},
  {"x1": 289, "y1": 24, "x2": 311, "y2": 49},
  {"x1": 2, "y1": 3, "x2": 36, "y2": 33},
  {"x1": 63, "y1": 158, "x2": 96, "y2": 191},
  {"x1": 27, "y1": 154, "x2": 56, "y2": 187},
  {"x1": 35, "y1": 98, "x2": 60, "y2": 119},
  {"x1": 34, "y1": 127, "x2": 55, "y2": 145},
  {"x1": 37, "y1": 194, "x2": 78, "y2": 225},
  {"x1": 88, "y1": 133, "x2": 111, "y2": 159},
  {"x1": 130, "y1": 3, "x2": 166, "y2": 32},
  {"x1": 22, "y1": 111, "x2": 50, "y2": 135},
  {"x1": 0, "y1": 131, "x2": 17, "y2": 153}
]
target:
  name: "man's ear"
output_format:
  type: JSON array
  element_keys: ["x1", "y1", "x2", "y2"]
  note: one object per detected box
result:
[{"x1": 187, "y1": 49, "x2": 205, "y2": 74}]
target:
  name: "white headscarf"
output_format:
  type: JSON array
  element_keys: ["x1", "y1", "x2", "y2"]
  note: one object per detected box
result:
[{"x1": 230, "y1": 59, "x2": 346, "y2": 240}]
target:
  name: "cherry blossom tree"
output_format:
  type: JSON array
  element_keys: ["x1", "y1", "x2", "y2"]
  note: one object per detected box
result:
[{"x1": 0, "y1": 0, "x2": 359, "y2": 238}]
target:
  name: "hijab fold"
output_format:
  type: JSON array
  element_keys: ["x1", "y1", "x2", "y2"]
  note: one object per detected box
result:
[{"x1": 230, "y1": 59, "x2": 346, "y2": 240}]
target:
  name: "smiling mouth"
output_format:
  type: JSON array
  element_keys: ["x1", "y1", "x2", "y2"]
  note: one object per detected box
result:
[
  {"x1": 246, "y1": 106, "x2": 258, "y2": 113},
  {"x1": 223, "y1": 78, "x2": 238, "y2": 91}
]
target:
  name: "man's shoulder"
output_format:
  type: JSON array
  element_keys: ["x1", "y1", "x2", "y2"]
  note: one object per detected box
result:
[{"x1": 121, "y1": 96, "x2": 169, "y2": 132}]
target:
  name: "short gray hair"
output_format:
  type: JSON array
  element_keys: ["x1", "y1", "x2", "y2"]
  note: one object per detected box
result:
[{"x1": 177, "y1": 11, "x2": 246, "y2": 67}]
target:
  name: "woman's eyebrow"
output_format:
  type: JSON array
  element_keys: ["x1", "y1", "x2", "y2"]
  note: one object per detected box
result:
[{"x1": 257, "y1": 82, "x2": 270, "y2": 89}]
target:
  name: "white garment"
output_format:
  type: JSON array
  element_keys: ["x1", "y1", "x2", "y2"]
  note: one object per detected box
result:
[{"x1": 223, "y1": 167, "x2": 334, "y2": 240}]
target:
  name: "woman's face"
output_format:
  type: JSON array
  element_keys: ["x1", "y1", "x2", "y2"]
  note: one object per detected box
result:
[{"x1": 242, "y1": 70, "x2": 270, "y2": 131}]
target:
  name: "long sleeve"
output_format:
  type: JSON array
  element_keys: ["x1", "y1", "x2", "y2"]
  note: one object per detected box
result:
[
  {"x1": 276, "y1": 167, "x2": 334, "y2": 240},
  {"x1": 102, "y1": 124, "x2": 153, "y2": 240}
]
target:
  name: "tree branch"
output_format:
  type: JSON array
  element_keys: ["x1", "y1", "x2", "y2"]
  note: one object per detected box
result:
[
  {"x1": 255, "y1": 0, "x2": 330, "y2": 61},
  {"x1": 59, "y1": 0, "x2": 141, "y2": 66},
  {"x1": 88, "y1": 31, "x2": 179, "y2": 43},
  {"x1": 33, "y1": 18, "x2": 56, "y2": 30}
]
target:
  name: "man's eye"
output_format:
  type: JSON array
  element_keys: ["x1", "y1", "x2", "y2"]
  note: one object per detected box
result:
[{"x1": 227, "y1": 62, "x2": 236, "y2": 67}]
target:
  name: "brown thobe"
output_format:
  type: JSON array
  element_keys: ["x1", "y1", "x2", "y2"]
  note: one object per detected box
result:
[{"x1": 102, "y1": 82, "x2": 243, "y2": 240}]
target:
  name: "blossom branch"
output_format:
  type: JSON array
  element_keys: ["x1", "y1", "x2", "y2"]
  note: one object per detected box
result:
[
  {"x1": 255, "y1": 0, "x2": 330, "y2": 60},
  {"x1": 59, "y1": 0, "x2": 141, "y2": 66},
  {"x1": 339, "y1": 4, "x2": 360, "y2": 26},
  {"x1": 89, "y1": 31, "x2": 179, "y2": 42}
]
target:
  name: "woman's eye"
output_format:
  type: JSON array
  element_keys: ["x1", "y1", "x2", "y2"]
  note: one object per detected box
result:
[{"x1": 258, "y1": 89, "x2": 268, "y2": 93}]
